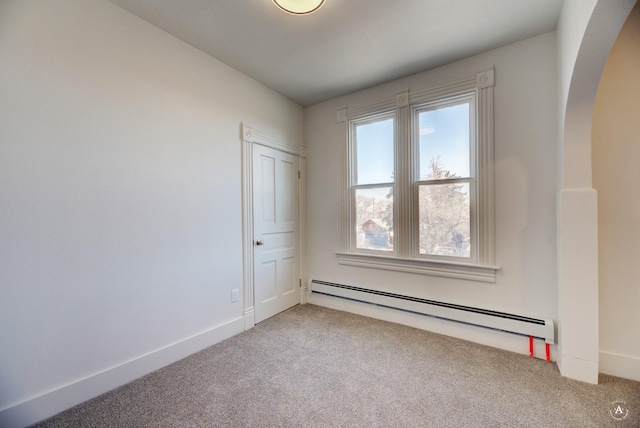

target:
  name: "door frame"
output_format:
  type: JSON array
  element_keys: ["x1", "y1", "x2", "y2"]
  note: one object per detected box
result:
[{"x1": 240, "y1": 123, "x2": 307, "y2": 330}]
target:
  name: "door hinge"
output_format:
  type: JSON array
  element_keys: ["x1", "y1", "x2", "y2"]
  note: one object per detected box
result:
[
  {"x1": 299, "y1": 278, "x2": 302, "y2": 287},
  {"x1": 298, "y1": 170, "x2": 301, "y2": 179}
]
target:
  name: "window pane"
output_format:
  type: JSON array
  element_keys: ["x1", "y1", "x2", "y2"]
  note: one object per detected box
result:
[
  {"x1": 419, "y1": 103, "x2": 470, "y2": 180},
  {"x1": 355, "y1": 187, "x2": 393, "y2": 251},
  {"x1": 419, "y1": 182, "x2": 470, "y2": 258},
  {"x1": 355, "y1": 118, "x2": 394, "y2": 185}
]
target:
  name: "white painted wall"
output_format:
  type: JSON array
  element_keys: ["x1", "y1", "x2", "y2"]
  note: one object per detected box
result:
[
  {"x1": 593, "y1": 3, "x2": 640, "y2": 381},
  {"x1": 0, "y1": 0, "x2": 302, "y2": 425},
  {"x1": 305, "y1": 33, "x2": 559, "y2": 359},
  {"x1": 555, "y1": 0, "x2": 600, "y2": 385}
]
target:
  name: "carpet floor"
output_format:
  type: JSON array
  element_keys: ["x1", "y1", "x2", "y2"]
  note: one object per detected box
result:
[{"x1": 33, "y1": 304, "x2": 640, "y2": 427}]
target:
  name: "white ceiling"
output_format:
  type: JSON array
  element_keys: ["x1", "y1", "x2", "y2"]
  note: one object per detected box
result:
[{"x1": 107, "y1": 0, "x2": 565, "y2": 106}]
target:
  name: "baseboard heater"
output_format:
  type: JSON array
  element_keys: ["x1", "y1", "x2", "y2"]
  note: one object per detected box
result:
[{"x1": 309, "y1": 279, "x2": 555, "y2": 360}]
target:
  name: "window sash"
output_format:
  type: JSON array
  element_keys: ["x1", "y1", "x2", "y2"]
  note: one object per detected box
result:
[
  {"x1": 415, "y1": 178, "x2": 475, "y2": 262},
  {"x1": 352, "y1": 115, "x2": 395, "y2": 187},
  {"x1": 411, "y1": 95, "x2": 477, "y2": 263},
  {"x1": 414, "y1": 98, "x2": 474, "y2": 183},
  {"x1": 352, "y1": 185, "x2": 395, "y2": 253}
]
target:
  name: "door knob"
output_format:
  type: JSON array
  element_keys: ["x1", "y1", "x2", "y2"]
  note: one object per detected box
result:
[{"x1": 256, "y1": 240, "x2": 264, "y2": 246}]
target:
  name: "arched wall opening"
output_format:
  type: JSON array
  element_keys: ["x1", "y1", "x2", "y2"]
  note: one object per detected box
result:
[{"x1": 557, "y1": 0, "x2": 637, "y2": 383}]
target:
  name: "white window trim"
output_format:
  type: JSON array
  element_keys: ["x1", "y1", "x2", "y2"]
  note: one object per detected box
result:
[{"x1": 337, "y1": 67, "x2": 499, "y2": 282}]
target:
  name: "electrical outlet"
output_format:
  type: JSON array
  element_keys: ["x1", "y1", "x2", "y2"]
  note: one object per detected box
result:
[{"x1": 231, "y1": 288, "x2": 239, "y2": 303}]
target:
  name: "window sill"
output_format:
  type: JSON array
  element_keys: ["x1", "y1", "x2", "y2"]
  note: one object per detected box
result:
[{"x1": 335, "y1": 252, "x2": 500, "y2": 283}]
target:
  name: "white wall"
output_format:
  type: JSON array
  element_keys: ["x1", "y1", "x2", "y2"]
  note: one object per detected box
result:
[
  {"x1": 554, "y1": 0, "x2": 600, "y2": 384},
  {"x1": 0, "y1": 0, "x2": 302, "y2": 425},
  {"x1": 305, "y1": 33, "x2": 559, "y2": 359},
  {"x1": 593, "y1": 3, "x2": 640, "y2": 381}
]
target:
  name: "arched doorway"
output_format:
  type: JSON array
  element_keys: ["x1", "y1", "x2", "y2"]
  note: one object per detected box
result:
[{"x1": 557, "y1": 0, "x2": 637, "y2": 384}]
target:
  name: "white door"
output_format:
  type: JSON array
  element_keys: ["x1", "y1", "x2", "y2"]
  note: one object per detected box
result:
[{"x1": 253, "y1": 144, "x2": 300, "y2": 323}]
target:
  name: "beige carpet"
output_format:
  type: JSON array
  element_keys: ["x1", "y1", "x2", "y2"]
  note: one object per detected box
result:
[{"x1": 33, "y1": 304, "x2": 639, "y2": 427}]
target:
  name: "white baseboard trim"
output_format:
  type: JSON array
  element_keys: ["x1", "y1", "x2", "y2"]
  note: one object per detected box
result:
[
  {"x1": 0, "y1": 316, "x2": 245, "y2": 428},
  {"x1": 599, "y1": 350, "x2": 640, "y2": 382},
  {"x1": 244, "y1": 306, "x2": 256, "y2": 330},
  {"x1": 308, "y1": 292, "x2": 556, "y2": 363},
  {"x1": 557, "y1": 354, "x2": 599, "y2": 384}
]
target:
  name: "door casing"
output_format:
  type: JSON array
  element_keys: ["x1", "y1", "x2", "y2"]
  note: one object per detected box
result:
[{"x1": 240, "y1": 124, "x2": 306, "y2": 329}]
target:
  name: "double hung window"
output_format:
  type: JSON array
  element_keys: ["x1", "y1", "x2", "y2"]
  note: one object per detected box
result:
[
  {"x1": 352, "y1": 114, "x2": 395, "y2": 252},
  {"x1": 338, "y1": 68, "x2": 498, "y2": 282},
  {"x1": 416, "y1": 99, "x2": 473, "y2": 259}
]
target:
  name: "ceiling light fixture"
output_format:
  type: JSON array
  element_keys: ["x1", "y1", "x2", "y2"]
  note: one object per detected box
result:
[{"x1": 272, "y1": 0, "x2": 325, "y2": 15}]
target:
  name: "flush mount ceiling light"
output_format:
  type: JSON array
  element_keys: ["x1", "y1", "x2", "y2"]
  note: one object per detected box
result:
[{"x1": 272, "y1": 0, "x2": 325, "y2": 15}]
